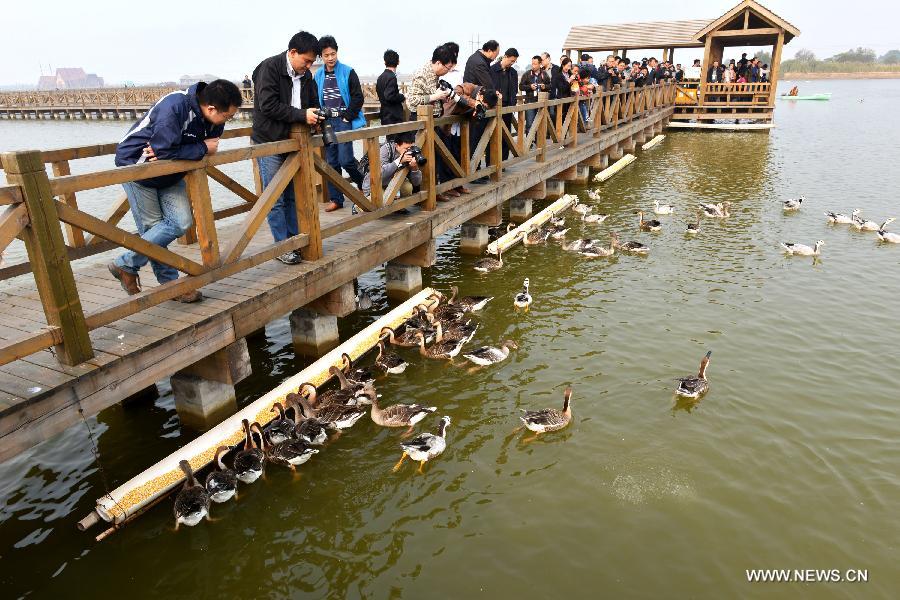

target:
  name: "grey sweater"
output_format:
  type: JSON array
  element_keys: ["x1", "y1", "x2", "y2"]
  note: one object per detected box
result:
[{"x1": 362, "y1": 142, "x2": 423, "y2": 197}]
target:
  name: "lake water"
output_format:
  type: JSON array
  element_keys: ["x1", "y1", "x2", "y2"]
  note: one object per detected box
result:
[{"x1": 1, "y1": 79, "x2": 898, "y2": 599}]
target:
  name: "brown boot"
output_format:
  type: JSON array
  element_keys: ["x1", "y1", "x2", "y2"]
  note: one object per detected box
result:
[
  {"x1": 108, "y1": 262, "x2": 141, "y2": 295},
  {"x1": 175, "y1": 290, "x2": 203, "y2": 303},
  {"x1": 455, "y1": 186, "x2": 472, "y2": 194}
]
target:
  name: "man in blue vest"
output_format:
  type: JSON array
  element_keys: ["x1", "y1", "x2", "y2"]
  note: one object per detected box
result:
[{"x1": 315, "y1": 35, "x2": 365, "y2": 212}]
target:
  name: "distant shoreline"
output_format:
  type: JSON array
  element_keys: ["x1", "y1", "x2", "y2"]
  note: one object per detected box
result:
[{"x1": 782, "y1": 72, "x2": 900, "y2": 80}]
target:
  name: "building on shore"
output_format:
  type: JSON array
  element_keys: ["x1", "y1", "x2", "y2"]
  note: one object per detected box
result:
[{"x1": 36, "y1": 68, "x2": 104, "y2": 90}]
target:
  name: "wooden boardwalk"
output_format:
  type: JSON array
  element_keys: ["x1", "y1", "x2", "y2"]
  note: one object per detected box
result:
[{"x1": 0, "y1": 84, "x2": 675, "y2": 462}]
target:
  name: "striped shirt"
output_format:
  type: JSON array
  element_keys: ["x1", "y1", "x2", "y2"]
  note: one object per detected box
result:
[{"x1": 322, "y1": 70, "x2": 345, "y2": 111}]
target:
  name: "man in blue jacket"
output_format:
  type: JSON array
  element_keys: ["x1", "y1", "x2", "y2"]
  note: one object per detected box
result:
[
  {"x1": 315, "y1": 35, "x2": 365, "y2": 212},
  {"x1": 108, "y1": 79, "x2": 242, "y2": 301}
]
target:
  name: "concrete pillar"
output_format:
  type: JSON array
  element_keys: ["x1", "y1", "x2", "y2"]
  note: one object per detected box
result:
[
  {"x1": 510, "y1": 197, "x2": 533, "y2": 223},
  {"x1": 555, "y1": 165, "x2": 578, "y2": 181},
  {"x1": 545, "y1": 179, "x2": 566, "y2": 200},
  {"x1": 573, "y1": 165, "x2": 590, "y2": 183},
  {"x1": 385, "y1": 262, "x2": 423, "y2": 299},
  {"x1": 291, "y1": 309, "x2": 340, "y2": 357},
  {"x1": 600, "y1": 154, "x2": 610, "y2": 169},
  {"x1": 608, "y1": 144, "x2": 624, "y2": 160},
  {"x1": 622, "y1": 137, "x2": 636, "y2": 153},
  {"x1": 459, "y1": 223, "x2": 490, "y2": 255},
  {"x1": 172, "y1": 338, "x2": 252, "y2": 430}
]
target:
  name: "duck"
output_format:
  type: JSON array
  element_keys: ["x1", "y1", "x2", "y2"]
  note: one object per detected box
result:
[
  {"x1": 435, "y1": 320, "x2": 479, "y2": 345},
  {"x1": 370, "y1": 393, "x2": 437, "y2": 430},
  {"x1": 586, "y1": 188, "x2": 602, "y2": 201},
  {"x1": 355, "y1": 289, "x2": 373, "y2": 310},
  {"x1": 463, "y1": 340, "x2": 518, "y2": 366},
  {"x1": 266, "y1": 401, "x2": 296, "y2": 445},
  {"x1": 685, "y1": 213, "x2": 701, "y2": 234},
  {"x1": 340, "y1": 353, "x2": 375, "y2": 386},
  {"x1": 297, "y1": 387, "x2": 368, "y2": 430},
  {"x1": 781, "y1": 240, "x2": 824, "y2": 256},
  {"x1": 582, "y1": 212, "x2": 609, "y2": 223},
  {"x1": 852, "y1": 211, "x2": 880, "y2": 231},
  {"x1": 699, "y1": 201, "x2": 730, "y2": 218},
  {"x1": 204, "y1": 446, "x2": 238, "y2": 503},
  {"x1": 676, "y1": 351, "x2": 711, "y2": 399},
  {"x1": 573, "y1": 202, "x2": 591, "y2": 214},
  {"x1": 523, "y1": 225, "x2": 550, "y2": 245},
  {"x1": 637, "y1": 210, "x2": 662, "y2": 232},
  {"x1": 447, "y1": 286, "x2": 493, "y2": 312},
  {"x1": 233, "y1": 418, "x2": 265, "y2": 484},
  {"x1": 653, "y1": 199, "x2": 675, "y2": 215},
  {"x1": 375, "y1": 341, "x2": 408, "y2": 374},
  {"x1": 611, "y1": 232, "x2": 649, "y2": 255},
  {"x1": 381, "y1": 324, "x2": 430, "y2": 348},
  {"x1": 513, "y1": 278, "x2": 533, "y2": 313},
  {"x1": 393, "y1": 416, "x2": 451, "y2": 473},
  {"x1": 877, "y1": 218, "x2": 900, "y2": 243},
  {"x1": 414, "y1": 330, "x2": 465, "y2": 360},
  {"x1": 473, "y1": 249, "x2": 503, "y2": 273},
  {"x1": 253, "y1": 422, "x2": 318, "y2": 471},
  {"x1": 824, "y1": 209, "x2": 857, "y2": 225},
  {"x1": 520, "y1": 387, "x2": 573, "y2": 435},
  {"x1": 174, "y1": 459, "x2": 211, "y2": 529},
  {"x1": 782, "y1": 196, "x2": 804, "y2": 211},
  {"x1": 286, "y1": 394, "x2": 328, "y2": 445}
]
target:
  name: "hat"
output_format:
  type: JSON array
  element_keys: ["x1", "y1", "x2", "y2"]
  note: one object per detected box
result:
[{"x1": 580, "y1": 53, "x2": 591, "y2": 61}]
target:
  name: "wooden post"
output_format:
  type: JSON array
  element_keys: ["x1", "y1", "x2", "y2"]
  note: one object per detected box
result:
[
  {"x1": 768, "y1": 31, "x2": 785, "y2": 107},
  {"x1": 569, "y1": 99, "x2": 578, "y2": 147},
  {"x1": 366, "y1": 137, "x2": 383, "y2": 208},
  {"x1": 459, "y1": 120, "x2": 471, "y2": 176},
  {"x1": 490, "y1": 104, "x2": 503, "y2": 183},
  {"x1": 184, "y1": 168, "x2": 220, "y2": 267},
  {"x1": 50, "y1": 160, "x2": 86, "y2": 247},
  {"x1": 699, "y1": 36, "x2": 713, "y2": 108},
  {"x1": 516, "y1": 98, "x2": 525, "y2": 155},
  {"x1": 416, "y1": 105, "x2": 437, "y2": 211},
  {"x1": 536, "y1": 92, "x2": 548, "y2": 163},
  {"x1": 1, "y1": 150, "x2": 93, "y2": 365},
  {"x1": 291, "y1": 125, "x2": 323, "y2": 261}
]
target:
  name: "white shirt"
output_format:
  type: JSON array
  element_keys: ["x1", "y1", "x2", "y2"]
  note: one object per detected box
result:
[
  {"x1": 443, "y1": 68, "x2": 464, "y2": 136},
  {"x1": 286, "y1": 51, "x2": 303, "y2": 109}
]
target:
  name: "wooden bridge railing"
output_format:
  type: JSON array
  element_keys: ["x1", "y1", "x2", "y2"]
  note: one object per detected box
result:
[
  {"x1": 0, "y1": 82, "x2": 676, "y2": 367},
  {"x1": 700, "y1": 82, "x2": 772, "y2": 106}
]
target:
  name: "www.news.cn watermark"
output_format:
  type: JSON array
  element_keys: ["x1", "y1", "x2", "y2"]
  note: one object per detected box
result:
[{"x1": 746, "y1": 569, "x2": 868, "y2": 583}]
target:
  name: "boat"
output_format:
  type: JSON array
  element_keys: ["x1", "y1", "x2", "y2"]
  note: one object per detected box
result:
[{"x1": 778, "y1": 93, "x2": 831, "y2": 101}]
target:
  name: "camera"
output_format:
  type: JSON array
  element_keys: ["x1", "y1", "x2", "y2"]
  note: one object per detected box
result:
[
  {"x1": 313, "y1": 107, "x2": 342, "y2": 146},
  {"x1": 316, "y1": 107, "x2": 343, "y2": 119},
  {"x1": 404, "y1": 145, "x2": 428, "y2": 167},
  {"x1": 472, "y1": 103, "x2": 487, "y2": 122},
  {"x1": 437, "y1": 79, "x2": 457, "y2": 102}
]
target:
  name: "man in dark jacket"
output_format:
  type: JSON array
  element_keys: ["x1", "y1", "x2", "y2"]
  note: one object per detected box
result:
[
  {"x1": 520, "y1": 56, "x2": 550, "y2": 134},
  {"x1": 109, "y1": 80, "x2": 242, "y2": 300},
  {"x1": 252, "y1": 31, "x2": 321, "y2": 264},
  {"x1": 491, "y1": 48, "x2": 518, "y2": 160},
  {"x1": 377, "y1": 49, "x2": 406, "y2": 132},
  {"x1": 464, "y1": 40, "x2": 499, "y2": 89}
]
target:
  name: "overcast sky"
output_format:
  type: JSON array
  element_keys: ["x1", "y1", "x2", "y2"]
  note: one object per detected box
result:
[{"x1": 2, "y1": 0, "x2": 896, "y2": 85}]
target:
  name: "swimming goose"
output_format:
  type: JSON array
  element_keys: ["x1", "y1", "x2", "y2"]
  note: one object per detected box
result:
[
  {"x1": 204, "y1": 446, "x2": 238, "y2": 504},
  {"x1": 473, "y1": 249, "x2": 503, "y2": 273},
  {"x1": 266, "y1": 401, "x2": 296, "y2": 445},
  {"x1": 586, "y1": 188, "x2": 602, "y2": 201},
  {"x1": 340, "y1": 353, "x2": 375, "y2": 386},
  {"x1": 370, "y1": 393, "x2": 436, "y2": 429},
  {"x1": 685, "y1": 213, "x2": 701, "y2": 234},
  {"x1": 549, "y1": 215, "x2": 566, "y2": 227},
  {"x1": 782, "y1": 196, "x2": 804, "y2": 211},
  {"x1": 355, "y1": 289, "x2": 373, "y2": 310},
  {"x1": 513, "y1": 278, "x2": 532, "y2": 313},
  {"x1": 448, "y1": 286, "x2": 493, "y2": 312},
  {"x1": 877, "y1": 218, "x2": 900, "y2": 243},
  {"x1": 562, "y1": 238, "x2": 603, "y2": 253},
  {"x1": 253, "y1": 422, "x2": 318, "y2": 471},
  {"x1": 381, "y1": 324, "x2": 431, "y2": 348},
  {"x1": 393, "y1": 416, "x2": 451, "y2": 473},
  {"x1": 824, "y1": 209, "x2": 856, "y2": 225},
  {"x1": 488, "y1": 223, "x2": 515, "y2": 243},
  {"x1": 611, "y1": 232, "x2": 649, "y2": 255},
  {"x1": 463, "y1": 340, "x2": 518, "y2": 366},
  {"x1": 414, "y1": 331, "x2": 464, "y2": 360},
  {"x1": 579, "y1": 237, "x2": 615, "y2": 257},
  {"x1": 637, "y1": 211, "x2": 662, "y2": 232},
  {"x1": 286, "y1": 394, "x2": 329, "y2": 445},
  {"x1": 582, "y1": 212, "x2": 609, "y2": 223},
  {"x1": 233, "y1": 418, "x2": 265, "y2": 484},
  {"x1": 375, "y1": 341, "x2": 408, "y2": 374},
  {"x1": 405, "y1": 306, "x2": 436, "y2": 330},
  {"x1": 299, "y1": 377, "x2": 358, "y2": 409},
  {"x1": 676, "y1": 351, "x2": 711, "y2": 399},
  {"x1": 174, "y1": 460, "x2": 211, "y2": 529},
  {"x1": 520, "y1": 387, "x2": 573, "y2": 435},
  {"x1": 297, "y1": 388, "x2": 368, "y2": 431},
  {"x1": 699, "y1": 201, "x2": 730, "y2": 218},
  {"x1": 548, "y1": 224, "x2": 570, "y2": 239},
  {"x1": 426, "y1": 294, "x2": 467, "y2": 324},
  {"x1": 573, "y1": 202, "x2": 591, "y2": 214},
  {"x1": 781, "y1": 240, "x2": 824, "y2": 256},
  {"x1": 852, "y1": 211, "x2": 880, "y2": 231},
  {"x1": 435, "y1": 320, "x2": 479, "y2": 345},
  {"x1": 654, "y1": 200, "x2": 675, "y2": 215},
  {"x1": 523, "y1": 225, "x2": 550, "y2": 245}
]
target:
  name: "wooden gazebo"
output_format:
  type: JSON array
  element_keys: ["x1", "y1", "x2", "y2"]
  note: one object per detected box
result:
[{"x1": 563, "y1": 0, "x2": 799, "y2": 125}]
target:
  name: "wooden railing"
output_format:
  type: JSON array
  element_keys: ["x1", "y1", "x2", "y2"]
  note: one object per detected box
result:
[
  {"x1": 0, "y1": 82, "x2": 676, "y2": 367},
  {"x1": 701, "y1": 82, "x2": 772, "y2": 106}
]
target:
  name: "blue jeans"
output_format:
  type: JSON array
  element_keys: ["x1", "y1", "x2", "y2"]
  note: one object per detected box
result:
[
  {"x1": 115, "y1": 180, "x2": 192, "y2": 284},
  {"x1": 579, "y1": 99, "x2": 589, "y2": 124},
  {"x1": 525, "y1": 108, "x2": 537, "y2": 135},
  {"x1": 257, "y1": 153, "x2": 297, "y2": 242},
  {"x1": 324, "y1": 118, "x2": 360, "y2": 207}
]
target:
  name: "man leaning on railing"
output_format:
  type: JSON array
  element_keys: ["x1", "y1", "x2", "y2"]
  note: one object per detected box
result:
[{"x1": 108, "y1": 79, "x2": 243, "y2": 302}]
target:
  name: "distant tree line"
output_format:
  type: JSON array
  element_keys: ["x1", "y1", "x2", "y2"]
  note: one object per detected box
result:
[{"x1": 780, "y1": 47, "x2": 900, "y2": 72}]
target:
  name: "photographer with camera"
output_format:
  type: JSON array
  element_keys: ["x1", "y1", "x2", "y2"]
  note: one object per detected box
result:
[
  {"x1": 491, "y1": 48, "x2": 519, "y2": 162},
  {"x1": 251, "y1": 31, "x2": 322, "y2": 265},
  {"x1": 520, "y1": 56, "x2": 550, "y2": 135},
  {"x1": 361, "y1": 131, "x2": 424, "y2": 202}
]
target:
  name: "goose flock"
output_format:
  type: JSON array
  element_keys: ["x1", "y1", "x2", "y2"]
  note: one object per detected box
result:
[{"x1": 781, "y1": 198, "x2": 898, "y2": 255}]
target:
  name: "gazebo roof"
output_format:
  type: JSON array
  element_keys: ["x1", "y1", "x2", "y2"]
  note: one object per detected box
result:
[{"x1": 563, "y1": 18, "x2": 711, "y2": 52}]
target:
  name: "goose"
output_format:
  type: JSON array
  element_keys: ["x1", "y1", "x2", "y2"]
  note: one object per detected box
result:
[
  {"x1": 852, "y1": 211, "x2": 880, "y2": 231},
  {"x1": 523, "y1": 225, "x2": 550, "y2": 245},
  {"x1": 204, "y1": 446, "x2": 238, "y2": 504},
  {"x1": 286, "y1": 394, "x2": 329, "y2": 445},
  {"x1": 488, "y1": 223, "x2": 515, "y2": 243},
  {"x1": 426, "y1": 294, "x2": 467, "y2": 324},
  {"x1": 824, "y1": 210, "x2": 856, "y2": 225},
  {"x1": 520, "y1": 387, "x2": 573, "y2": 435},
  {"x1": 548, "y1": 224, "x2": 570, "y2": 239},
  {"x1": 370, "y1": 393, "x2": 436, "y2": 430},
  {"x1": 473, "y1": 249, "x2": 503, "y2": 273},
  {"x1": 374, "y1": 341, "x2": 408, "y2": 374},
  {"x1": 393, "y1": 416, "x2": 451, "y2": 473},
  {"x1": 434, "y1": 320, "x2": 479, "y2": 345},
  {"x1": 297, "y1": 388, "x2": 368, "y2": 431},
  {"x1": 685, "y1": 213, "x2": 701, "y2": 234},
  {"x1": 266, "y1": 401, "x2": 296, "y2": 445},
  {"x1": 582, "y1": 212, "x2": 609, "y2": 223},
  {"x1": 573, "y1": 203, "x2": 591, "y2": 214},
  {"x1": 877, "y1": 218, "x2": 900, "y2": 243},
  {"x1": 579, "y1": 238, "x2": 615, "y2": 257},
  {"x1": 233, "y1": 418, "x2": 265, "y2": 484},
  {"x1": 781, "y1": 240, "x2": 824, "y2": 256},
  {"x1": 405, "y1": 305, "x2": 436, "y2": 330},
  {"x1": 447, "y1": 286, "x2": 493, "y2": 312},
  {"x1": 699, "y1": 201, "x2": 730, "y2": 218},
  {"x1": 782, "y1": 196, "x2": 804, "y2": 211},
  {"x1": 174, "y1": 460, "x2": 211, "y2": 529},
  {"x1": 355, "y1": 289, "x2": 373, "y2": 310},
  {"x1": 340, "y1": 353, "x2": 375, "y2": 386},
  {"x1": 413, "y1": 331, "x2": 464, "y2": 360},
  {"x1": 463, "y1": 340, "x2": 518, "y2": 366},
  {"x1": 611, "y1": 232, "x2": 649, "y2": 255},
  {"x1": 513, "y1": 278, "x2": 533, "y2": 313},
  {"x1": 562, "y1": 238, "x2": 603, "y2": 253},
  {"x1": 586, "y1": 188, "x2": 602, "y2": 201},
  {"x1": 299, "y1": 378, "x2": 358, "y2": 410},
  {"x1": 381, "y1": 324, "x2": 432, "y2": 348},
  {"x1": 549, "y1": 215, "x2": 566, "y2": 227},
  {"x1": 653, "y1": 199, "x2": 675, "y2": 215},
  {"x1": 637, "y1": 211, "x2": 662, "y2": 232},
  {"x1": 252, "y1": 422, "x2": 318, "y2": 471},
  {"x1": 676, "y1": 351, "x2": 711, "y2": 399}
]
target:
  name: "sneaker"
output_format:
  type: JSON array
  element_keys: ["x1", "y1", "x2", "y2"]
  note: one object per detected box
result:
[
  {"x1": 276, "y1": 250, "x2": 303, "y2": 265},
  {"x1": 108, "y1": 262, "x2": 141, "y2": 295},
  {"x1": 175, "y1": 290, "x2": 203, "y2": 303}
]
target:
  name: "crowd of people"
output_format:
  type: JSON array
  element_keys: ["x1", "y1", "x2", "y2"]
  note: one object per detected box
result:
[{"x1": 706, "y1": 52, "x2": 770, "y2": 83}]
